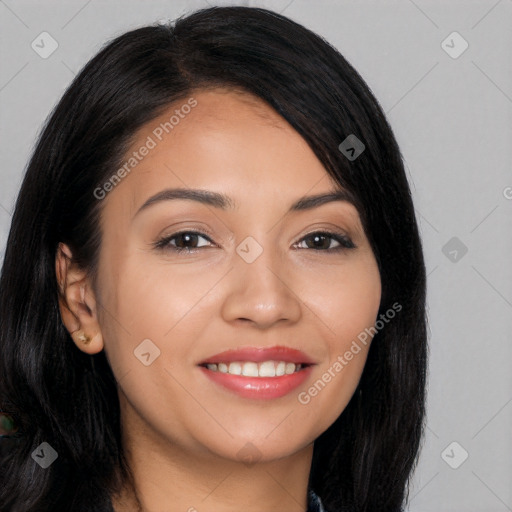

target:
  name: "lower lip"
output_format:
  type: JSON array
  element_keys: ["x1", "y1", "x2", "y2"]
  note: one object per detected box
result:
[{"x1": 198, "y1": 365, "x2": 313, "y2": 400}]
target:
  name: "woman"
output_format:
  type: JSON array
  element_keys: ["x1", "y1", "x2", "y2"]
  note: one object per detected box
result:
[{"x1": 0, "y1": 6, "x2": 427, "y2": 512}]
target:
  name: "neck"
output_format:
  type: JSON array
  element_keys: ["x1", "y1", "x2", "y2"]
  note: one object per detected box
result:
[{"x1": 111, "y1": 395, "x2": 314, "y2": 512}]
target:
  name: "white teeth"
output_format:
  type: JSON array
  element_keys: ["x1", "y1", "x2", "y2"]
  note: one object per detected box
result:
[
  {"x1": 259, "y1": 361, "x2": 276, "y2": 377},
  {"x1": 241, "y1": 362, "x2": 259, "y2": 377},
  {"x1": 204, "y1": 360, "x2": 304, "y2": 377},
  {"x1": 285, "y1": 362, "x2": 296, "y2": 375},
  {"x1": 228, "y1": 362, "x2": 242, "y2": 375}
]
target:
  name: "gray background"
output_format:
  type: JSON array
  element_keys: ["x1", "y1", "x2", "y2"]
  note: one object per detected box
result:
[{"x1": 1, "y1": 0, "x2": 511, "y2": 510}]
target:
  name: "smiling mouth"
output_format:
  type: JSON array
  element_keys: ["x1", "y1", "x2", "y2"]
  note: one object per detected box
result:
[{"x1": 198, "y1": 360, "x2": 311, "y2": 378}]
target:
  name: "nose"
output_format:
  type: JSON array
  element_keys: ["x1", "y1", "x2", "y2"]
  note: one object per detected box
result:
[{"x1": 220, "y1": 245, "x2": 302, "y2": 329}]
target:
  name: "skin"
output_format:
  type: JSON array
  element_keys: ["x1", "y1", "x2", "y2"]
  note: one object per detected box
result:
[{"x1": 56, "y1": 88, "x2": 381, "y2": 512}]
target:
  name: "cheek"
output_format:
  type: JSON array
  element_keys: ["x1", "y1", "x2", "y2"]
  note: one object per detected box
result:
[
  {"x1": 292, "y1": 255, "x2": 380, "y2": 422},
  {"x1": 116, "y1": 258, "x2": 224, "y2": 341},
  {"x1": 95, "y1": 255, "x2": 209, "y2": 444},
  {"x1": 99, "y1": 253, "x2": 223, "y2": 383},
  {"x1": 294, "y1": 254, "x2": 381, "y2": 350}
]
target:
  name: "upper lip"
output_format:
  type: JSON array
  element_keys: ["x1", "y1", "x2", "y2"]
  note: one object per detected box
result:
[{"x1": 198, "y1": 345, "x2": 315, "y2": 365}]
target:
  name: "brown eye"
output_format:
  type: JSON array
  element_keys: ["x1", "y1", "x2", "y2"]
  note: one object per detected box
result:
[
  {"x1": 296, "y1": 231, "x2": 355, "y2": 252},
  {"x1": 154, "y1": 231, "x2": 214, "y2": 252}
]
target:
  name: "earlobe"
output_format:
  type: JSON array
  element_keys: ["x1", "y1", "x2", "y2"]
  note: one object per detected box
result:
[
  {"x1": 70, "y1": 329, "x2": 103, "y2": 352},
  {"x1": 55, "y1": 243, "x2": 104, "y2": 355}
]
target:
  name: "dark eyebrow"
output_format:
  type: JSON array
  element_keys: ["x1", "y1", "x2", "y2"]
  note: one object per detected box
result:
[{"x1": 133, "y1": 188, "x2": 356, "y2": 219}]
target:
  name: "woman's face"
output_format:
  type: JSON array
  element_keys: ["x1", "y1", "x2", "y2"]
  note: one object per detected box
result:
[{"x1": 91, "y1": 88, "x2": 381, "y2": 463}]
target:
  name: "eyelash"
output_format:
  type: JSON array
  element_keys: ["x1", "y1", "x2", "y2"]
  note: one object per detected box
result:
[{"x1": 153, "y1": 229, "x2": 356, "y2": 254}]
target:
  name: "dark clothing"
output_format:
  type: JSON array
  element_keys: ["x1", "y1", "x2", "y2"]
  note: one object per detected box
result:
[{"x1": 307, "y1": 489, "x2": 328, "y2": 512}]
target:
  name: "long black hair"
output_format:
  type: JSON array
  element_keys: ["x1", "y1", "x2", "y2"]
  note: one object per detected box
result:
[{"x1": 0, "y1": 6, "x2": 427, "y2": 512}]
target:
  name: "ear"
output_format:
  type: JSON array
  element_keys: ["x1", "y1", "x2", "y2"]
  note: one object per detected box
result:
[{"x1": 55, "y1": 242, "x2": 104, "y2": 354}]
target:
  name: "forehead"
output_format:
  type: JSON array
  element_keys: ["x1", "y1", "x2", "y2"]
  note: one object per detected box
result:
[
  {"x1": 101, "y1": 87, "x2": 360, "y2": 224},
  {"x1": 128, "y1": 87, "x2": 308, "y2": 155}
]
